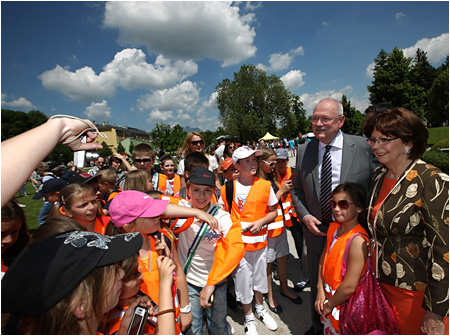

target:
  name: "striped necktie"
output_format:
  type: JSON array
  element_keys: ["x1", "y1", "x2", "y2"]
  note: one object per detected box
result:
[{"x1": 320, "y1": 145, "x2": 332, "y2": 225}]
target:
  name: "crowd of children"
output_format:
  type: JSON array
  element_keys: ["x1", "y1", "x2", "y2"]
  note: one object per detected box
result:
[{"x1": 2, "y1": 117, "x2": 402, "y2": 335}]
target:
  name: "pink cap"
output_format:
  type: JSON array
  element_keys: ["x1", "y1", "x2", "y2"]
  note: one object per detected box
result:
[{"x1": 109, "y1": 190, "x2": 169, "y2": 227}]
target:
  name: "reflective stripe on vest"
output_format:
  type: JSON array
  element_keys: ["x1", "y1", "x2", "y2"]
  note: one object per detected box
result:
[
  {"x1": 220, "y1": 178, "x2": 271, "y2": 251},
  {"x1": 267, "y1": 205, "x2": 285, "y2": 237}
]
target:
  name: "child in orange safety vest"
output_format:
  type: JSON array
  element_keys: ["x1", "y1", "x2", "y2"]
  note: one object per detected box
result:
[
  {"x1": 108, "y1": 190, "x2": 219, "y2": 334},
  {"x1": 173, "y1": 166, "x2": 245, "y2": 335},
  {"x1": 218, "y1": 146, "x2": 279, "y2": 335},
  {"x1": 315, "y1": 182, "x2": 369, "y2": 335},
  {"x1": 258, "y1": 147, "x2": 302, "y2": 315}
]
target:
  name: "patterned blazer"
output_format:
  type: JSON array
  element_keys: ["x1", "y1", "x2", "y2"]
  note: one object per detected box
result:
[{"x1": 367, "y1": 159, "x2": 449, "y2": 317}]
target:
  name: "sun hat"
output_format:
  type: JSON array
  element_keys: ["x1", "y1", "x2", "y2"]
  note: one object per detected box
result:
[
  {"x1": 32, "y1": 179, "x2": 67, "y2": 200},
  {"x1": 232, "y1": 146, "x2": 262, "y2": 164},
  {"x1": 109, "y1": 190, "x2": 169, "y2": 228},
  {"x1": 275, "y1": 148, "x2": 289, "y2": 160},
  {"x1": 188, "y1": 166, "x2": 216, "y2": 188},
  {"x1": 1, "y1": 230, "x2": 142, "y2": 317},
  {"x1": 221, "y1": 158, "x2": 234, "y2": 171}
]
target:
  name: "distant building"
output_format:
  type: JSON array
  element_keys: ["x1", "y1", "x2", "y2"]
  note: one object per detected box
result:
[{"x1": 96, "y1": 122, "x2": 152, "y2": 154}]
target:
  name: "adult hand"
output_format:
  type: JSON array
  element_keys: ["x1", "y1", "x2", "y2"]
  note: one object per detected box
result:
[
  {"x1": 303, "y1": 215, "x2": 327, "y2": 237},
  {"x1": 421, "y1": 310, "x2": 445, "y2": 335}
]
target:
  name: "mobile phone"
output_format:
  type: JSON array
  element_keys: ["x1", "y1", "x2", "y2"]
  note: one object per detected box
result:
[
  {"x1": 241, "y1": 227, "x2": 250, "y2": 233},
  {"x1": 127, "y1": 306, "x2": 149, "y2": 335}
]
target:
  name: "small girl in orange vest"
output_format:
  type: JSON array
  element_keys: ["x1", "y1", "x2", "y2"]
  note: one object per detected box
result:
[
  {"x1": 315, "y1": 182, "x2": 369, "y2": 335},
  {"x1": 108, "y1": 190, "x2": 219, "y2": 334},
  {"x1": 53, "y1": 183, "x2": 109, "y2": 234},
  {"x1": 160, "y1": 155, "x2": 181, "y2": 196}
]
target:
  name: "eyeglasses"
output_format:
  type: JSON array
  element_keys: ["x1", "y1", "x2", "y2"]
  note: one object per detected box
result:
[
  {"x1": 263, "y1": 160, "x2": 276, "y2": 167},
  {"x1": 329, "y1": 199, "x2": 355, "y2": 210},
  {"x1": 134, "y1": 158, "x2": 152, "y2": 164},
  {"x1": 229, "y1": 146, "x2": 235, "y2": 149},
  {"x1": 311, "y1": 116, "x2": 339, "y2": 124},
  {"x1": 191, "y1": 140, "x2": 204, "y2": 146},
  {"x1": 366, "y1": 137, "x2": 398, "y2": 146}
]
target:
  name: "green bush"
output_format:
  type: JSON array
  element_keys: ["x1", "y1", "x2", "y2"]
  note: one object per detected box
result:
[
  {"x1": 430, "y1": 138, "x2": 449, "y2": 151},
  {"x1": 421, "y1": 151, "x2": 449, "y2": 174}
]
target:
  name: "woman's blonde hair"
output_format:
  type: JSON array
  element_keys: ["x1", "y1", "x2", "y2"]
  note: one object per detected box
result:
[
  {"x1": 21, "y1": 264, "x2": 116, "y2": 334},
  {"x1": 124, "y1": 170, "x2": 152, "y2": 192},
  {"x1": 177, "y1": 132, "x2": 205, "y2": 158}
]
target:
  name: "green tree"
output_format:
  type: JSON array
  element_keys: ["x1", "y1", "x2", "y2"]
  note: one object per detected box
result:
[
  {"x1": 216, "y1": 65, "x2": 294, "y2": 143},
  {"x1": 1, "y1": 109, "x2": 48, "y2": 141},
  {"x1": 150, "y1": 124, "x2": 186, "y2": 154},
  {"x1": 116, "y1": 142, "x2": 126, "y2": 154},
  {"x1": 428, "y1": 68, "x2": 449, "y2": 127},
  {"x1": 368, "y1": 47, "x2": 427, "y2": 118},
  {"x1": 99, "y1": 141, "x2": 113, "y2": 158},
  {"x1": 46, "y1": 143, "x2": 73, "y2": 164},
  {"x1": 340, "y1": 95, "x2": 364, "y2": 135}
]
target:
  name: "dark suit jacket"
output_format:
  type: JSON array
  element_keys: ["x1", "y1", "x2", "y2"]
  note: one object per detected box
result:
[{"x1": 291, "y1": 132, "x2": 379, "y2": 231}]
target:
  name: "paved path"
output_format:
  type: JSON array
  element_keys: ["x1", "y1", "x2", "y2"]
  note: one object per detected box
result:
[{"x1": 226, "y1": 153, "x2": 313, "y2": 335}]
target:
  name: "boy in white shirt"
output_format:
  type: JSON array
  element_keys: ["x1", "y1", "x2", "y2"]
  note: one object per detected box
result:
[
  {"x1": 176, "y1": 166, "x2": 245, "y2": 335},
  {"x1": 219, "y1": 146, "x2": 279, "y2": 335}
]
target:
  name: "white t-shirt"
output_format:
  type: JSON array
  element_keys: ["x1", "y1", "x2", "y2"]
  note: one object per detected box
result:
[
  {"x1": 215, "y1": 145, "x2": 225, "y2": 161},
  {"x1": 218, "y1": 178, "x2": 278, "y2": 211},
  {"x1": 176, "y1": 203, "x2": 233, "y2": 287},
  {"x1": 176, "y1": 154, "x2": 219, "y2": 176}
]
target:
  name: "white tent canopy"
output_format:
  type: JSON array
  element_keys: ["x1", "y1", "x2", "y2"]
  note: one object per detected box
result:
[{"x1": 259, "y1": 132, "x2": 280, "y2": 141}]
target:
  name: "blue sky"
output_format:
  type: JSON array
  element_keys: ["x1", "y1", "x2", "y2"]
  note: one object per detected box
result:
[{"x1": 2, "y1": 1, "x2": 448, "y2": 133}]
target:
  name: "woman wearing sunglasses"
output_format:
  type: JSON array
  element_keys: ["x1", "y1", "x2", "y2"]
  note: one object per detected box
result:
[
  {"x1": 315, "y1": 182, "x2": 369, "y2": 335},
  {"x1": 363, "y1": 108, "x2": 448, "y2": 335},
  {"x1": 176, "y1": 132, "x2": 220, "y2": 189}
]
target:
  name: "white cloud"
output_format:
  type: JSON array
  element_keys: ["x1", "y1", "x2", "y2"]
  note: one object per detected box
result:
[
  {"x1": 299, "y1": 86, "x2": 354, "y2": 115},
  {"x1": 103, "y1": 1, "x2": 257, "y2": 67},
  {"x1": 83, "y1": 100, "x2": 112, "y2": 121},
  {"x1": 366, "y1": 33, "x2": 449, "y2": 78},
  {"x1": 402, "y1": 33, "x2": 449, "y2": 64},
  {"x1": 281, "y1": 70, "x2": 306, "y2": 91},
  {"x1": 257, "y1": 46, "x2": 305, "y2": 72},
  {"x1": 40, "y1": 48, "x2": 198, "y2": 102},
  {"x1": 395, "y1": 12, "x2": 407, "y2": 20},
  {"x1": 1, "y1": 93, "x2": 37, "y2": 110},
  {"x1": 137, "y1": 81, "x2": 200, "y2": 124}
]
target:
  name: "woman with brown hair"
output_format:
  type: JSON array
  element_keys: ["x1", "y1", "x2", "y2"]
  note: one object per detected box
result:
[{"x1": 364, "y1": 107, "x2": 448, "y2": 334}]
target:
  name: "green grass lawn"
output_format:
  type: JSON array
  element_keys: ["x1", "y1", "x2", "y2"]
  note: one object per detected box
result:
[
  {"x1": 428, "y1": 126, "x2": 449, "y2": 146},
  {"x1": 14, "y1": 182, "x2": 42, "y2": 234}
]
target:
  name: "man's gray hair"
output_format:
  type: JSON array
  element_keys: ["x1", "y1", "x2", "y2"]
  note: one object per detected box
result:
[{"x1": 317, "y1": 98, "x2": 344, "y2": 116}]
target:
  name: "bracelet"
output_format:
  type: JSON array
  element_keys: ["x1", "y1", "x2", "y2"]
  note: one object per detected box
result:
[{"x1": 156, "y1": 308, "x2": 176, "y2": 316}]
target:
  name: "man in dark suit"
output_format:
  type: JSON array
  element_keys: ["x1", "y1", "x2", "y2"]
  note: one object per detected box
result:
[{"x1": 291, "y1": 98, "x2": 379, "y2": 334}]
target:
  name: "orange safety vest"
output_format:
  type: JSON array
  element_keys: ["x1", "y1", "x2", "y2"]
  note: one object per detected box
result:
[
  {"x1": 59, "y1": 208, "x2": 108, "y2": 234},
  {"x1": 101, "y1": 187, "x2": 122, "y2": 208},
  {"x1": 219, "y1": 178, "x2": 271, "y2": 252},
  {"x1": 267, "y1": 201, "x2": 285, "y2": 238},
  {"x1": 154, "y1": 172, "x2": 168, "y2": 193},
  {"x1": 322, "y1": 221, "x2": 369, "y2": 331},
  {"x1": 171, "y1": 174, "x2": 181, "y2": 195},
  {"x1": 275, "y1": 167, "x2": 295, "y2": 226},
  {"x1": 174, "y1": 205, "x2": 245, "y2": 286},
  {"x1": 138, "y1": 232, "x2": 181, "y2": 335}
]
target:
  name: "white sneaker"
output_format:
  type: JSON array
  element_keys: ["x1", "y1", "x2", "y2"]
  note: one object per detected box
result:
[
  {"x1": 244, "y1": 320, "x2": 258, "y2": 335},
  {"x1": 255, "y1": 309, "x2": 278, "y2": 331},
  {"x1": 227, "y1": 321, "x2": 235, "y2": 335}
]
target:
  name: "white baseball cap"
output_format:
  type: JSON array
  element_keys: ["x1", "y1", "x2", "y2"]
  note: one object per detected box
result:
[{"x1": 232, "y1": 146, "x2": 263, "y2": 164}]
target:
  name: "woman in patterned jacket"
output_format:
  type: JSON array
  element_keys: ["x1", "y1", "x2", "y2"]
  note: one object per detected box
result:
[{"x1": 364, "y1": 107, "x2": 448, "y2": 335}]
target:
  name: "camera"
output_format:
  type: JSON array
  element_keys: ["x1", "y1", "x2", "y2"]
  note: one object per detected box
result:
[
  {"x1": 73, "y1": 136, "x2": 99, "y2": 168},
  {"x1": 127, "y1": 305, "x2": 149, "y2": 335}
]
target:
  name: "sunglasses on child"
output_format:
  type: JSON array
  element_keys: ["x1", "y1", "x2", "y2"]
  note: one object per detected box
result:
[
  {"x1": 329, "y1": 199, "x2": 355, "y2": 210},
  {"x1": 134, "y1": 158, "x2": 152, "y2": 164},
  {"x1": 191, "y1": 140, "x2": 204, "y2": 145},
  {"x1": 263, "y1": 160, "x2": 276, "y2": 167}
]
